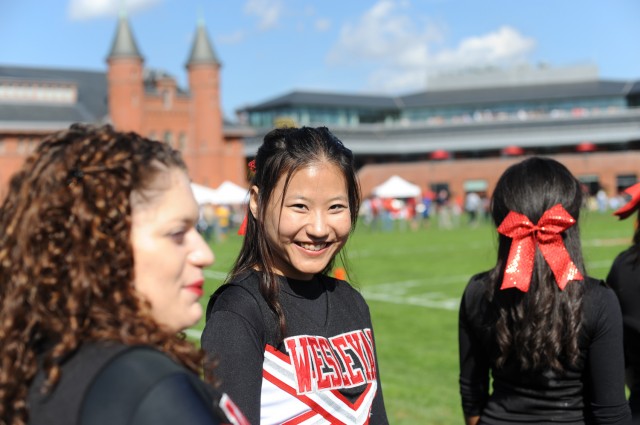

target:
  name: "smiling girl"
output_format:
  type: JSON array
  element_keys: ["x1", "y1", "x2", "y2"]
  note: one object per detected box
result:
[{"x1": 202, "y1": 126, "x2": 389, "y2": 425}]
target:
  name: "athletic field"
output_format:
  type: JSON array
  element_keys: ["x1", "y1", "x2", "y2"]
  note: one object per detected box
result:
[{"x1": 191, "y1": 210, "x2": 633, "y2": 424}]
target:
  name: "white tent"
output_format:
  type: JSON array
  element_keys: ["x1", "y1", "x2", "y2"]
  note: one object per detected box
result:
[
  {"x1": 372, "y1": 175, "x2": 421, "y2": 198},
  {"x1": 215, "y1": 180, "x2": 250, "y2": 204},
  {"x1": 190, "y1": 183, "x2": 219, "y2": 205}
]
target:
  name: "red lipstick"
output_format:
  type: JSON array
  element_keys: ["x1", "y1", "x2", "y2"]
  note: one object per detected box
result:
[{"x1": 185, "y1": 280, "x2": 204, "y2": 297}]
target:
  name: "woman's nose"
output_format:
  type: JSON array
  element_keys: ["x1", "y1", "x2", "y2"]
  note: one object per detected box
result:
[{"x1": 190, "y1": 231, "x2": 215, "y2": 267}]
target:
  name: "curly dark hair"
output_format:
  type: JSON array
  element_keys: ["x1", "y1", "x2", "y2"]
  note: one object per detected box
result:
[
  {"x1": 229, "y1": 126, "x2": 361, "y2": 341},
  {"x1": 0, "y1": 124, "x2": 206, "y2": 424},
  {"x1": 486, "y1": 156, "x2": 586, "y2": 372}
]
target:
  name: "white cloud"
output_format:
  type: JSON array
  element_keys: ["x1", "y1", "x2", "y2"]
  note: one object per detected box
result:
[
  {"x1": 326, "y1": 0, "x2": 536, "y2": 93},
  {"x1": 244, "y1": 0, "x2": 283, "y2": 31},
  {"x1": 217, "y1": 30, "x2": 248, "y2": 45},
  {"x1": 67, "y1": 0, "x2": 162, "y2": 21},
  {"x1": 315, "y1": 18, "x2": 331, "y2": 32},
  {"x1": 431, "y1": 26, "x2": 536, "y2": 71}
]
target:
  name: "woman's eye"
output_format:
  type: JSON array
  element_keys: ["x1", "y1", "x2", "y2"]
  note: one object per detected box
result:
[{"x1": 169, "y1": 230, "x2": 187, "y2": 243}]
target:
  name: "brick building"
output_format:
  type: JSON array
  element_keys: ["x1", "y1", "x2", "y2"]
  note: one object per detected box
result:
[{"x1": 0, "y1": 15, "x2": 252, "y2": 199}]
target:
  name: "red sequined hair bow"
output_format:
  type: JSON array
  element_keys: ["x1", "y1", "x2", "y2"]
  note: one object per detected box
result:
[
  {"x1": 497, "y1": 203, "x2": 583, "y2": 292},
  {"x1": 613, "y1": 182, "x2": 640, "y2": 220}
]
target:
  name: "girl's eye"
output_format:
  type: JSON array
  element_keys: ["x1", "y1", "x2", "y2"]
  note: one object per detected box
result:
[
  {"x1": 291, "y1": 204, "x2": 307, "y2": 210},
  {"x1": 330, "y1": 204, "x2": 348, "y2": 211}
]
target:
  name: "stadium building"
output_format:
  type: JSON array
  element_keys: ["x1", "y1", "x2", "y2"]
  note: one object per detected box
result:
[{"x1": 237, "y1": 65, "x2": 640, "y2": 200}]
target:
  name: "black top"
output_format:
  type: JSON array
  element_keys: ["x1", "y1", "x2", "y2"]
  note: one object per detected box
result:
[
  {"x1": 607, "y1": 247, "x2": 640, "y2": 417},
  {"x1": 459, "y1": 274, "x2": 631, "y2": 424},
  {"x1": 27, "y1": 342, "x2": 247, "y2": 425},
  {"x1": 202, "y1": 270, "x2": 389, "y2": 425}
]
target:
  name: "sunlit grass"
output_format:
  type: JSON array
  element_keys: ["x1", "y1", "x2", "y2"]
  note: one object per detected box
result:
[{"x1": 193, "y1": 209, "x2": 633, "y2": 424}]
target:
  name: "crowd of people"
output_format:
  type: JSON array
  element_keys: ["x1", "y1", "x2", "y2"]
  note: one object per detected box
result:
[
  {"x1": 0, "y1": 123, "x2": 638, "y2": 424},
  {"x1": 360, "y1": 184, "x2": 633, "y2": 234}
]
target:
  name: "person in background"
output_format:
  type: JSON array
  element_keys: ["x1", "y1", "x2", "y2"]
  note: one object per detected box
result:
[
  {"x1": 0, "y1": 124, "x2": 247, "y2": 425},
  {"x1": 201, "y1": 126, "x2": 389, "y2": 425},
  {"x1": 459, "y1": 157, "x2": 630, "y2": 424},
  {"x1": 607, "y1": 182, "x2": 640, "y2": 424},
  {"x1": 464, "y1": 191, "x2": 482, "y2": 227}
]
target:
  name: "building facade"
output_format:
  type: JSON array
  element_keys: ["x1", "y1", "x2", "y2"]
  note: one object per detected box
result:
[
  {"x1": 237, "y1": 66, "x2": 640, "y2": 199},
  {"x1": 0, "y1": 15, "x2": 251, "y2": 199}
]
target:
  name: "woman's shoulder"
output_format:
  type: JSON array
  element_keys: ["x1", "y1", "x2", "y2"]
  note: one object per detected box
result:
[
  {"x1": 206, "y1": 271, "x2": 264, "y2": 311},
  {"x1": 80, "y1": 345, "x2": 241, "y2": 425},
  {"x1": 321, "y1": 274, "x2": 367, "y2": 302},
  {"x1": 463, "y1": 271, "x2": 491, "y2": 298},
  {"x1": 205, "y1": 270, "x2": 275, "y2": 330},
  {"x1": 581, "y1": 276, "x2": 620, "y2": 314},
  {"x1": 582, "y1": 275, "x2": 612, "y2": 295},
  {"x1": 608, "y1": 246, "x2": 638, "y2": 275},
  {"x1": 459, "y1": 271, "x2": 492, "y2": 319}
]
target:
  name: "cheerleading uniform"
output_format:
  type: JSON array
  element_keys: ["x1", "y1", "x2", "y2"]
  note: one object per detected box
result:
[
  {"x1": 459, "y1": 273, "x2": 631, "y2": 424},
  {"x1": 202, "y1": 270, "x2": 388, "y2": 425},
  {"x1": 607, "y1": 247, "x2": 640, "y2": 422}
]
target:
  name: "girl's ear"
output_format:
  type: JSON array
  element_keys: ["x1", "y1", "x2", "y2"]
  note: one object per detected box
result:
[{"x1": 249, "y1": 185, "x2": 259, "y2": 219}]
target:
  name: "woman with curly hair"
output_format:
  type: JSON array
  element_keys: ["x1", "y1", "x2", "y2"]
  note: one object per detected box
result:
[
  {"x1": 458, "y1": 157, "x2": 631, "y2": 424},
  {"x1": 0, "y1": 124, "x2": 247, "y2": 425}
]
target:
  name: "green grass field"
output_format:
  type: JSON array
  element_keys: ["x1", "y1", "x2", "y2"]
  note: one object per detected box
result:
[{"x1": 192, "y1": 210, "x2": 633, "y2": 424}]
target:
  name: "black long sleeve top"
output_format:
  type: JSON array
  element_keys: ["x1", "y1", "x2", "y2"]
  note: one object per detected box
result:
[
  {"x1": 459, "y1": 274, "x2": 631, "y2": 424},
  {"x1": 607, "y1": 247, "x2": 640, "y2": 419},
  {"x1": 27, "y1": 342, "x2": 246, "y2": 425}
]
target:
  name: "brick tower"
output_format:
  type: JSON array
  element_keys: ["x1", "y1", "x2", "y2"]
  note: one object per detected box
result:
[
  {"x1": 185, "y1": 19, "x2": 224, "y2": 185},
  {"x1": 106, "y1": 12, "x2": 144, "y2": 132}
]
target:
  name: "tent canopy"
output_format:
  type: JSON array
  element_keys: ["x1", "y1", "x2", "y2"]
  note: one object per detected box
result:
[
  {"x1": 372, "y1": 175, "x2": 421, "y2": 198},
  {"x1": 191, "y1": 181, "x2": 249, "y2": 205},
  {"x1": 191, "y1": 183, "x2": 219, "y2": 205},
  {"x1": 214, "y1": 181, "x2": 249, "y2": 204}
]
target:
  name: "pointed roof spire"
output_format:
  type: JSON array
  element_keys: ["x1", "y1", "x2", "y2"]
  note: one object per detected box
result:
[
  {"x1": 107, "y1": 11, "x2": 143, "y2": 60},
  {"x1": 186, "y1": 19, "x2": 220, "y2": 67}
]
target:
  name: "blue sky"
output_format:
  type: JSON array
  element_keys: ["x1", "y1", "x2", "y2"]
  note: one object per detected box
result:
[{"x1": 2, "y1": 0, "x2": 639, "y2": 119}]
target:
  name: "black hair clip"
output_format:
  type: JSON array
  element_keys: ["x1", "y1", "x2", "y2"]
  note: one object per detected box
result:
[{"x1": 66, "y1": 168, "x2": 84, "y2": 186}]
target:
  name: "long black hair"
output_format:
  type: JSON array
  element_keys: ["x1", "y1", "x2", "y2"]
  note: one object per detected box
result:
[
  {"x1": 487, "y1": 156, "x2": 586, "y2": 372},
  {"x1": 228, "y1": 126, "x2": 360, "y2": 341}
]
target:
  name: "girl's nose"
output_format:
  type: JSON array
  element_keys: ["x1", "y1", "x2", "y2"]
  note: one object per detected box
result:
[{"x1": 306, "y1": 211, "x2": 329, "y2": 237}]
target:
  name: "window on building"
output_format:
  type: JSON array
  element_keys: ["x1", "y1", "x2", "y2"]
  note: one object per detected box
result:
[
  {"x1": 430, "y1": 183, "x2": 450, "y2": 205},
  {"x1": 178, "y1": 133, "x2": 187, "y2": 151},
  {"x1": 578, "y1": 175, "x2": 600, "y2": 196},
  {"x1": 148, "y1": 131, "x2": 157, "y2": 141},
  {"x1": 463, "y1": 179, "x2": 488, "y2": 194},
  {"x1": 16, "y1": 137, "x2": 26, "y2": 154},
  {"x1": 163, "y1": 131, "x2": 173, "y2": 147},
  {"x1": 616, "y1": 174, "x2": 637, "y2": 193}
]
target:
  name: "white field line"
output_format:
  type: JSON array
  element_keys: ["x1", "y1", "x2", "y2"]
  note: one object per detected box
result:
[
  {"x1": 360, "y1": 257, "x2": 619, "y2": 310},
  {"x1": 184, "y1": 328, "x2": 202, "y2": 339},
  {"x1": 349, "y1": 241, "x2": 490, "y2": 259},
  {"x1": 204, "y1": 269, "x2": 228, "y2": 280},
  {"x1": 361, "y1": 275, "x2": 469, "y2": 311},
  {"x1": 588, "y1": 260, "x2": 617, "y2": 269},
  {"x1": 583, "y1": 238, "x2": 629, "y2": 247}
]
